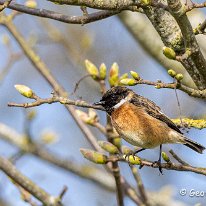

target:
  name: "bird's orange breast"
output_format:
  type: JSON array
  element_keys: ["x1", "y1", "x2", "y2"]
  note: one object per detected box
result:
[{"x1": 111, "y1": 102, "x2": 173, "y2": 148}]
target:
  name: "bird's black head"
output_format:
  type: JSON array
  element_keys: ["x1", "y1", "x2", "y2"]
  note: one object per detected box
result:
[{"x1": 94, "y1": 86, "x2": 132, "y2": 115}]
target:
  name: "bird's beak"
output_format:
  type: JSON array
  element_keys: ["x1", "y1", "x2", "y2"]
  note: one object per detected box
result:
[{"x1": 93, "y1": 101, "x2": 105, "y2": 106}]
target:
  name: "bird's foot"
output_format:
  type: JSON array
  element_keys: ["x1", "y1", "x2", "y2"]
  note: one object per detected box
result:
[{"x1": 152, "y1": 160, "x2": 163, "y2": 175}]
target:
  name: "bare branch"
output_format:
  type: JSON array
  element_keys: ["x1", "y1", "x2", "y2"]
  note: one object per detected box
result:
[
  {"x1": 130, "y1": 166, "x2": 150, "y2": 206},
  {"x1": 48, "y1": 0, "x2": 135, "y2": 10},
  {"x1": 0, "y1": 156, "x2": 62, "y2": 206},
  {"x1": 0, "y1": 0, "x2": 119, "y2": 24},
  {"x1": 109, "y1": 156, "x2": 206, "y2": 176},
  {"x1": 0, "y1": 0, "x2": 12, "y2": 11},
  {"x1": 186, "y1": 1, "x2": 206, "y2": 12},
  {"x1": 169, "y1": 149, "x2": 190, "y2": 166},
  {"x1": 167, "y1": 0, "x2": 206, "y2": 89},
  {"x1": 0, "y1": 122, "x2": 116, "y2": 191},
  {"x1": 112, "y1": 161, "x2": 124, "y2": 206},
  {"x1": 8, "y1": 94, "x2": 104, "y2": 110}
]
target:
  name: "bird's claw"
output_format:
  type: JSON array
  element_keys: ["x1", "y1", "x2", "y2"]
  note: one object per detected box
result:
[{"x1": 152, "y1": 160, "x2": 163, "y2": 175}]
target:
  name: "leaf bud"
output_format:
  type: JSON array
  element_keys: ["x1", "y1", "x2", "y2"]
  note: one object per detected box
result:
[
  {"x1": 162, "y1": 152, "x2": 171, "y2": 163},
  {"x1": 14, "y1": 84, "x2": 34, "y2": 98},
  {"x1": 80, "y1": 148, "x2": 108, "y2": 164},
  {"x1": 121, "y1": 145, "x2": 133, "y2": 155},
  {"x1": 99, "y1": 63, "x2": 107, "y2": 80},
  {"x1": 98, "y1": 141, "x2": 119, "y2": 154},
  {"x1": 130, "y1": 71, "x2": 140, "y2": 80},
  {"x1": 175, "y1": 73, "x2": 184, "y2": 81},
  {"x1": 168, "y1": 69, "x2": 177, "y2": 77},
  {"x1": 109, "y1": 62, "x2": 119, "y2": 86},
  {"x1": 120, "y1": 78, "x2": 137, "y2": 86},
  {"x1": 85, "y1": 59, "x2": 99, "y2": 80},
  {"x1": 163, "y1": 47, "x2": 176, "y2": 60}
]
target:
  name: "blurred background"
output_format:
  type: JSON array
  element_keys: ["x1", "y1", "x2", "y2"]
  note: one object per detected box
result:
[{"x1": 0, "y1": 0, "x2": 206, "y2": 205}]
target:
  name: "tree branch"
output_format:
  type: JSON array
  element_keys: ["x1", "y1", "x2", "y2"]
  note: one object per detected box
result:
[
  {"x1": 130, "y1": 166, "x2": 150, "y2": 206},
  {"x1": 0, "y1": 156, "x2": 62, "y2": 206},
  {"x1": 0, "y1": 1, "x2": 119, "y2": 24},
  {"x1": 109, "y1": 156, "x2": 206, "y2": 176},
  {"x1": 167, "y1": 0, "x2": 206, "y2": 89},
  {"x1": 48, "y1": 0, "x2": 135, "y2": 10},
  {"x1": 8, "y1": 94, "x2": 104, "y2": 110},
  {"x1": 0, "y1": 122, "x2": 115, "y2": 191},
  {"x1": 0, "y1": 0, "x2": 12, "y2": 11}
]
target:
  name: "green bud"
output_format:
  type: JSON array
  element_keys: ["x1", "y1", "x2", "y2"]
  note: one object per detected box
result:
[
  {"x1": 41, "y1": 130, "x2": 58, "y2": 145},
  {"x1": 14, "y1": 84, "x2": 34, "y2": 98},
  {"x1": 140, "y1": 0, "x2": 151, "y2": 5},
  {"x1": 168, "y1": 69, "x2": 177, "y2": 78},
  {"x1": 163, "y1": 47, "x2": 176, "y2": 60},
  {"x1": 76, "y1": 109, "x2": 97, "y2": 125},
  {"x1": 99, "y1": 63, "x2": 107, "y2": 80},
  {"x1": 175, "y1": 73, "x2": 184, "y2": 81},
  {"x1": 27, "y1": 110, "x2": 37, "y2": 120},
  {"x1": 120, "y1": 78, "x2": 137, "y2": 86},
  {"x1": 123, "y1": 155, "x2": 141, "y2": 165},
  {"x1": 109, "y1": 62, "x2": 119, "y2": 87},
  {"x1": 25, "y1": 0, "x2": 37, "y2": 8},
  {"x1": 80, "y1": 148, "x2": 108, "y2": 164},
  {"x1": 121, "y1": 145, "x2": 133, "y2": 155},
  {"x1": 98, "y1": 141, "x2": 119, "y2": 154},
  {"x1": 85, "y1": 59, "x2": 99, "y2": 80},
  {"x1": 155, "y1": 84, "x2": 161, "y2": 89},
  {"x1": 113, "y1": 137, "x2": 121, "y2": 148},
  {"x1": 119, "y1": 73, "x2": 129, "y2": 80},
  {"x1": 130, "y1": 71, "x2": 140, "y2": 80},
  {"x1": 162, "y1": 152, "x2": 171, "y2": 163}
]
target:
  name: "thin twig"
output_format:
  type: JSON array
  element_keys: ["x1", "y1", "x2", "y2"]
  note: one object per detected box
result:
[
  {"x1": 0, "y1": 0, "x2": 119, "y2": 24},
  {"x1": 108, "y1": 156, "x2": 206, "y2": 176},
  {"x1": 0, "y1": 0, "x2": 12, "y2": 11},
  {"x1": 0, "y1": 156, "x2": 61, "y2": 206},
  {"x1": 58, "y1": 186, "x2": 68, "y2": 200},
  {"x1": 174, "y1": 82, "x2": 183, "y2": 126},
  {"x1": 169, "y1": 149, "x2": 190, "y2": 166},
  {"x1": 0, "y1": 122, "x2": 116, "y2": 191},
  {"x1": 186, "y1": 1, "x2": 206, "y2": 12},
  {"x1": 130, "y1": 166, "x2": 150, "y2": 206},
  {"x1": 112, "y1": 161, "x2": 124, "y2": 206},
  {"x1": 71, "y1": 74, "x2": 91, "y2": 95},
  {"x1": 8, "y1": 94, "x2": 104, "y2": 110}
]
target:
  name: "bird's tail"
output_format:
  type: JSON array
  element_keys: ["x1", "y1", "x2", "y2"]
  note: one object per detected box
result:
[{"x1": 184, "y1": 137, "x2": 205, "y2": 154}]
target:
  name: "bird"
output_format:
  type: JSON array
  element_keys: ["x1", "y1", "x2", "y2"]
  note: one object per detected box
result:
[{"x1": 94, "y1": 86, "x2": 205, "y2": 173}]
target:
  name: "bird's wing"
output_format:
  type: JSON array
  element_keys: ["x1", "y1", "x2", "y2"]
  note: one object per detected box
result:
[{"x1": 130, "y1": 94, "x2": 182, "y2": 134}]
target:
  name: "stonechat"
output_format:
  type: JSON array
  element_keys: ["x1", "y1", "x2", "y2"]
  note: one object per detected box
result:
[{"x1": 94, "y1": 86, "x2": 205, "y2": 173}]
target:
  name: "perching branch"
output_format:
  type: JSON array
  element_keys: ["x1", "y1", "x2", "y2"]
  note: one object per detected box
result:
[{"x1": 108, "y1": 155, "x2": 206, "y2": 176}]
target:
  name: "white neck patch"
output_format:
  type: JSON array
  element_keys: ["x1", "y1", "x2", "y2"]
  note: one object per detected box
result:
[
  {"x1": 113, "y1": 98, "x2": 127, "y2": 109},
  {"x1": 113, "y1": 93, "x2": 133, "y2": 109}
]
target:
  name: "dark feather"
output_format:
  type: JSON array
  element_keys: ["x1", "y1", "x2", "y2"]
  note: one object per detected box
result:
[{"x1": 130, "y1": 94, "x2": 182, "y2": 134}]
